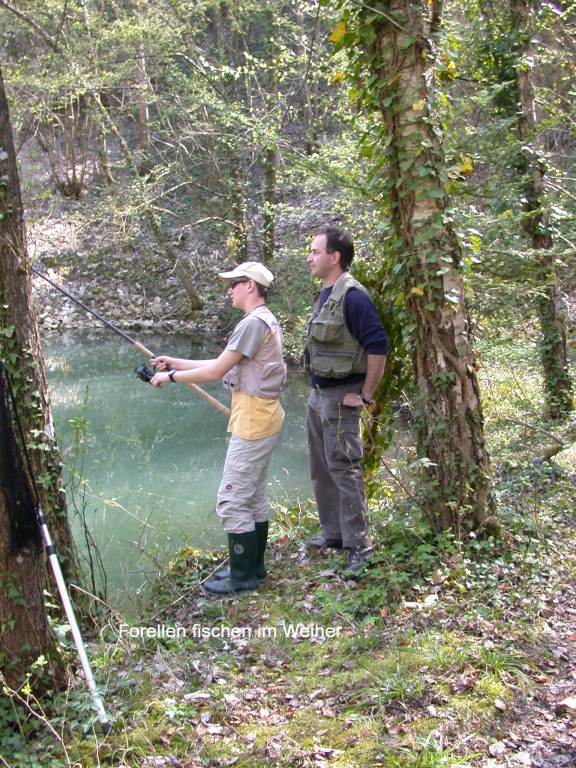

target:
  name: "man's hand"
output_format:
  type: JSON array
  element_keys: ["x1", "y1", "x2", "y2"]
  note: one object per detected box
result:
[{"x1": 343, "y1": 391, "x2": 364, "y2": 408}]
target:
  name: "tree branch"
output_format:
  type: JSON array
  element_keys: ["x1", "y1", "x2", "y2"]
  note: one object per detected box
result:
[
  {"x1": 505, "y1": 417, "x2": 566, "y2": 446},
  {"x1": 0, "y1": 0, "x2": 59, "y2": 52}
]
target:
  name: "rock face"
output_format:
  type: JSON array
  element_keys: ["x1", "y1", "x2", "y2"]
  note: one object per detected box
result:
[{"x1": 31, "y1": 255, "x2": 233, "y2": 341}]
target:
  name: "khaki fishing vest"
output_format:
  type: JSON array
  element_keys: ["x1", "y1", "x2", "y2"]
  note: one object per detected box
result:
[
  {"x1": 223, "y1": 306, "x2": 286, "y2": 398},
  {"x1": 303, "y1": 272, "x2": 369, "y2": 379}
]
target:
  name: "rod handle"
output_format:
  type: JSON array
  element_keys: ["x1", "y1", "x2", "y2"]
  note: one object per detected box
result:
[
  {"x1": 134, "y1": 341, "x2": 231, "y2": 417},
  {"x1": 133, "y1": 341, "x2": 155, "y2": 359}
]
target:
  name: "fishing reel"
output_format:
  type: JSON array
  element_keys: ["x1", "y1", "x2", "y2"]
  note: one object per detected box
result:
[{"x1": 134, "y1": 364, "x2": 155, "y2": 384}]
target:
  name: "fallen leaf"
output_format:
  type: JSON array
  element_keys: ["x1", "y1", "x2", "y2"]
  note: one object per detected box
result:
[
  {"x1": 488, "y1": 741, "x2": 507, "y2": 757},
  {"x1": 183, "y1": 691, "x2": 211, "y2": 701},
  {"x1": 431, "y1": 569, "x2": 445, "y2": 585}
]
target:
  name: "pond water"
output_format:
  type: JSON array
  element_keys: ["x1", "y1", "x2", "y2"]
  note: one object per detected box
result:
[{"x1": 43, "y1": 334, "x2": 313, "y2": 609}]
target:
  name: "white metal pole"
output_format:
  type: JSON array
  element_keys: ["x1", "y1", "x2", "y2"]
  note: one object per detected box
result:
[{"x1": 37, "y1": 509, "x2": 111, "y2": 734}]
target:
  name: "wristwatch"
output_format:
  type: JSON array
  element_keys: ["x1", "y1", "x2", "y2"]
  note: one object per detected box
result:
[
  {"x1": 359, "y1": 392, "x2": 375, "y2": 405},
  {"x1": 168, "y1": 370, "x2": 177, "y2": 383}
]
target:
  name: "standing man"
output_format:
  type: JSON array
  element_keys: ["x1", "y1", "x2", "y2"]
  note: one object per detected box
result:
[
  {"x1": 150, "y1": 262, "x2": 286, "y2": 595},
  {"x1": 303, "y1": 225, "x2": 388, "y2": 574}
]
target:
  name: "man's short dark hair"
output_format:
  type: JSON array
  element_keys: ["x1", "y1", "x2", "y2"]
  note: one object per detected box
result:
[{"x1": 315, "y1": 225, "x2": 355, "y2": 270}]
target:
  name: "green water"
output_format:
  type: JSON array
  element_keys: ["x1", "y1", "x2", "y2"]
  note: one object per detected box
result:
[{"x1": 44, "y1": 334, "x2": 312, "y2": 608}]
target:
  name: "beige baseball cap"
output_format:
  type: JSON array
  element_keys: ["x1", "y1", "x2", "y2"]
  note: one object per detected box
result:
[{"x1": 218, "y1": 261, "x2": 274, "y2": 287}]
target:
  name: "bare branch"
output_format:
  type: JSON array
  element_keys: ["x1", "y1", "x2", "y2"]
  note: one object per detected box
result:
[{"x1": 0, "y1": 0, "x2": 59, "y2": 52}]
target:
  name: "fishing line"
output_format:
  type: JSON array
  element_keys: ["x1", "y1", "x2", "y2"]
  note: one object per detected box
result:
[{"x1": 32, "y1": 266, "x2": 231, "y2": 417}]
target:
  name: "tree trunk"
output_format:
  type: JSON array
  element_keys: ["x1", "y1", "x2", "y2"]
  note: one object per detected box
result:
[
  {"x1": 262, "y1": 146, "x2": 277, "y2": 264},
  {"x1": 366, "y1": 0, "x2": 495, "y2": 533},
  {"x1": 135, "y1": 0, "x2": 152, "y2": 177},
  {"x1": 512, "y1": 0, "x2": 573, "y2": 419},
  {"x1": 93, "y1": 96, "x2": 204, "y2": 310},
  {"x1": 0, "y1": 65, "x2": 71, "y2": 688},
  {"x1": 261, "y1": 8, "x2": 279, "y2": 266},
  {"x1": 295, "y1": 3, "x2": 319, "y2": 155}
]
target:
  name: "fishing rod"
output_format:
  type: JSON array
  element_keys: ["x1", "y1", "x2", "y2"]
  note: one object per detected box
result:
[
  {"x1": 32, "y1": 267, "x2": 231, "y2": 417},
  {"x1": 0, "y1": 360, "x2": 111, "y2": 734}
]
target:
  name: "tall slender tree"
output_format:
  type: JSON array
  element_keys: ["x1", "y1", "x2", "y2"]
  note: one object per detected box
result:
[
  {"x1": 450, "y1": 0, "x2": 574, "y2": 420},
  {"x1": 511, "y1": 0, "x2": 572, "y2": 419},
  {"x1": 332, "y1": 0, "x2": 495, "y2": 533},
  {"x1": 0, "y1": 64, "x2": 70, "y2": 688}
]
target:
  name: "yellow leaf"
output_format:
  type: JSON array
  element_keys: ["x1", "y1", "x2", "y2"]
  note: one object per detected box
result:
[
  {"x1": 332, "y1": 71, "x2": 344, "y2": 84},
  {"x1": 411, "y1": 287, "x2": 424, "y2": 296},
  {"x1": 459, "y1": 158, "x2": 474, "y2": 175},
  {"x1": 412, "y1": 99, "x2": 426, "y2": 111},
  {"x1": 329, "y1": 21, "x2": 347, "y2": 43}
]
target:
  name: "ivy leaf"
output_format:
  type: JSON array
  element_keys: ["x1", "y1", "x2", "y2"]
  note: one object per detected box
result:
[
  {"x1": 411, "y1": 287, "x2": 424, "y2": 296},
  {"x1": 412, "y1": 99, "x2": 426, "y2": 111},
  {"x1": 358, "y1": 24, "x2": 377, "y2": 46},
  {"x1": 329, "y1": 21, "x2": 347, "y2": 44}
]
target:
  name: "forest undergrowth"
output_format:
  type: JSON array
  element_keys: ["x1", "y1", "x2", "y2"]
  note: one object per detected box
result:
[{"x1": 1, "y1": 337, "x2": 576, "y2": 768}]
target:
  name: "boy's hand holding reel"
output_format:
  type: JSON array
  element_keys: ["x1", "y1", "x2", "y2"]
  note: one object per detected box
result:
[{"x1": 134, "y1": 356, "x2": 166, "y2": 384}]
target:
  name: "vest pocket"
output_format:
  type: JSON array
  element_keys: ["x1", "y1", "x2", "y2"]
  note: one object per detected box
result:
[
  {"x1": 310, "y1": 347, "x2": 356, "y2": 377},
  {"x1": 310, "y1": 314, "x2": 346, "y2": 343},
  {"x1": 223, "y1": 366, "x2": 240, "y2": 390},
  {"x1": 259, "y1": 362, "x2": 287, "y2": 395}
]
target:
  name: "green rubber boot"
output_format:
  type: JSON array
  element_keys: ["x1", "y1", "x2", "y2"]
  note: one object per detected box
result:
[
  {"x1": 203, "y1": 531, "x2": 259, "y2": 595},
  {"x1": 212, "y1": 521, "x2": 269, "y2": 582},
  {"x1": 255, "y1": 521, "x2": 268, "y2": 581}
]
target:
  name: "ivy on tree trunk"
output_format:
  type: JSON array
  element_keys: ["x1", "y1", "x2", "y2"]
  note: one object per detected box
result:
[
  {"x1": 331, "y1": 0, "x2": 496, "y2": 534},
  {"x1": 0, "y1": 64, "x2": 72, "y2": 689}
]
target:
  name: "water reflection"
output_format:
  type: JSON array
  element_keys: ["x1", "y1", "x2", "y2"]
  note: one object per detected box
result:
[{"x1": 43, "y1": 334, "x2": 312, "y2": 608}]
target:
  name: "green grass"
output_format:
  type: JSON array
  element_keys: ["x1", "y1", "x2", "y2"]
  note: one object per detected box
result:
[{"x1": 2, "y1": 333, "x2": 576, "y2": 767}]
